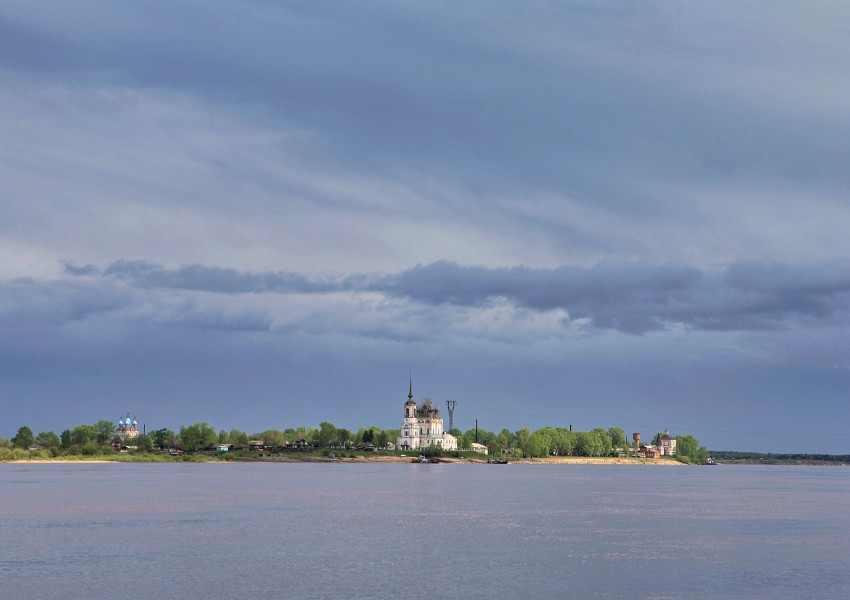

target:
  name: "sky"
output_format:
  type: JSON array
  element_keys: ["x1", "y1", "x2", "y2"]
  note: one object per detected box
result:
[{"x1": 1, "y1": 1, "x2": 848, "y2": 453}]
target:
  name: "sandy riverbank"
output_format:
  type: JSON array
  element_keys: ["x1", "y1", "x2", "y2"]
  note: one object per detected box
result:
[
  {"x1": 4, "y1": 459, "x2": 117, "y2": 464},
  {"x1": 326, "y1": 455, "x2": 684, "y2": 465},
  {"x1": 509, "y1": 456, "x2": 684, "y2": 465}
]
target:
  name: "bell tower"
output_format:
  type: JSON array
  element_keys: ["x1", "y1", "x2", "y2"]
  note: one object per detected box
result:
[
  {"x1": 404, "y1": 374, "x2": 416, "y2": 418},
  {"x1": 399, "y1": 373, "x2": 419, "y2": 450}
]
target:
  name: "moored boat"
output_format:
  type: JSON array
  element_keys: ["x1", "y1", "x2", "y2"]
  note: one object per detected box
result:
[{"x1": 411, "y1": 455, "x2": 439, "y2": 463}]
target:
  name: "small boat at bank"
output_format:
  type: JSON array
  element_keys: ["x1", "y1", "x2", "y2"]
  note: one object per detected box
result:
[
  {"x1": 411, "y1": 455, "x2": 440, "y2": 463},
  {"x1": 704, "y1": 457, "x2": 718, "y2": 465}
]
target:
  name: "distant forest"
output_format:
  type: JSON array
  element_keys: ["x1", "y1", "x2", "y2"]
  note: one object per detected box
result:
[{"x1": 710, "y1": 451, "x2": 850, "y2": 463}]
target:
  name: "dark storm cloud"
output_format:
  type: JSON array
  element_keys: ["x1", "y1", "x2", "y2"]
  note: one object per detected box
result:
[
  {"x1": 2, "y1": 275, "x2": 273, "y2": 336},
  {"x1": 99, "y1": 260, "x2": 341, "y2": 294},
  {"x1": 382, "y1": 261, "x2": 850, "y2": 333},
  {"x1": 66, "y1": 259, "x2": 850, "y2": 335},
  {"x1": 0, "y1": 277, "x2": 132, "y2": 327},
  {"x1": 60, "y1": 262, "x2": 100, "y2": 277}
]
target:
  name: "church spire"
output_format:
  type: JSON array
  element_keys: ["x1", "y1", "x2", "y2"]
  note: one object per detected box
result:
[{"x1": 409, "y1": 372, "x2": 413, "y2": 400}]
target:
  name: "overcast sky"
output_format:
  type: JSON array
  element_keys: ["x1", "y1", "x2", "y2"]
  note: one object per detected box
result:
[{"x1": 2, "y1": 1, "x2": 848, "y2": 453}]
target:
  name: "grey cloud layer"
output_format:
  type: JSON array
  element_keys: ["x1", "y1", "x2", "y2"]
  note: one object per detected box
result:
[
  {"x1": 64, "y1": 259, "x2": 850, "y2": 334},
  {"x1": 3, "y1": 2, "x2": 850, "y2": 201},
  {"x1": 100, "y1": 260, "x2": 339, "y2": 295},
  {"x1": 3, "y1": 2, "x2": 850, "y2": 279}
]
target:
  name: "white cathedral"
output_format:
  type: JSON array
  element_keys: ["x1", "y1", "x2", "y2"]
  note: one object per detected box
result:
[{"x1": 396, "y1": 379, "x2": 458, "y2": 451}]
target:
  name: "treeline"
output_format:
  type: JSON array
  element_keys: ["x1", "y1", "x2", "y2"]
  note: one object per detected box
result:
[
  {"x1": 710, "y1": 451, "x2": 850, "y2": 463},
  {"x1": 163, "y1": 422, "x2": 397, "y2": 453},
  {"x1": 0, "y1": 421, "x2": 398, "y2": 458},
  {"x1": 3, "y1": 420, "x2": 710, "y2": 463},
  {"x1": 452, "y1": 426, "x2": 710, "y2": 463}
]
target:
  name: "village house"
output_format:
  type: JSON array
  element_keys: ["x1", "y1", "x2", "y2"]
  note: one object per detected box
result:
[
  {"x1": 658, "y1": 430, "x2": 677, "y2": 456},
  {"x1": 631, "y1": 429, "x2": 676, "y2": 458},
  {"x1": 636, "y1": 445, "x2": 661, "y2": 459}
]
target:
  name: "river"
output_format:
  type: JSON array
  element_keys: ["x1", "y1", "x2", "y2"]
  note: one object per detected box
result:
[{"x1": 1, "y1": 462, "x2": 848, "y2": 599}]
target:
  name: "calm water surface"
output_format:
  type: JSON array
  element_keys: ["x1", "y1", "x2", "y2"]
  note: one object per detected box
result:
[{"x1": 1, "y1": 462, "x2": 848, "y2": 599}]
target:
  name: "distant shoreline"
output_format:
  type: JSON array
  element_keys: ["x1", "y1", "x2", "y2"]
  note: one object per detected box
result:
[
  {"x1": 5, "y1": 456, "x2": 847, "y2": 466},
  {"x1": 3, "y1": 456, "x2": 680, "y2": 465}
]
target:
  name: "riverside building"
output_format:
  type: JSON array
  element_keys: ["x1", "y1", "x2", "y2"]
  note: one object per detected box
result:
[
  {"x1": 396, "y1": 380, "x2": 458, "y2": 451},
  {"x1": 116, "y1": 414, "x2": 139, "y2": 442}
]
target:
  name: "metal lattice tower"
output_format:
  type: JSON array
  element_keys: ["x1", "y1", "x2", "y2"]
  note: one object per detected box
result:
[{"x1": 445, "y1": 400, "x2": 458, "y2": 433}]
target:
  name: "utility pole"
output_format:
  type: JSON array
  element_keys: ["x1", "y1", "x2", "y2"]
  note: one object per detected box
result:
[{"x1": 445, "y1": 400, "x2": 457, "y2": 432}]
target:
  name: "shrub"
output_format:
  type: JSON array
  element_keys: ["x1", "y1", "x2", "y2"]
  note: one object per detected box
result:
[{"x1": 421, "y1": 446, "x2": 444, "y2": 458}]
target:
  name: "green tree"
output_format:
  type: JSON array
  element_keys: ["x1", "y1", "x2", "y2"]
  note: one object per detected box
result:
[
  {"x1": 675, "y1": 434, "x2": 709, "y2": 464},
  {"x1": 60, "y1": 429, "x2": 72, "y2": 449},
  {"x1": 71, "y1": 424, "x2": 98, "y2": 447},
  {"x1": 608, "y1": 427, "x2": 626, "y2": 450},
  {"x1": 258, "y1": 429, "x2": 285, "y2": 447},
  {"x1": 315, "y1": 422, "x2": 338, "y2": 447},
  {"x1": 515, "y1": 427, "x2": 531, "y2": 456},
  {"x1": 81, "y1": 440, "x2": 109, "y2": 456},
  {"x1": 165, "y1": 430, "x2": 180, "y2": 448},
  {"x1": 218, "y1": 429, "x2": 229, "y2": 444},
  {"x1": 178, "y1": 425, "x2": 199, "y2": 451},
  {"x1": 229, "y1": 429, "x2": 249, "y2": 445},
  {"x1": 337, "y1": 428, "x2": 352, "y2": 448},
  {"x1": 138, "y1": 434, "x2": 154, "y2": 452},
  {"x1": 179, "y1": 422, "x2": 217, "y2": 451},
  {"x1": 528, "y1": 429, "x2": 551, "y2": 457},
  {"x1": 574, "y1": 429, "x2": 611, "y2": 457},
  {"x1": 12, "y1": 426, "x2": 34, "y2": 449},
  {"x1": 592, "y1": 428, "x2": 613, "y2": 456},
  {"x1": 376, "y1": 430, "x2": 389, "y2": 449},
  {"x1": 150, "y1": 428, "x2": 169, "y2": 450},
  {"x1": 496, "y1": 429, "x2": 516, "y2": 452},
  {"x1": 551, "y1": 428, "x2": 575, "y2": 456},
  {"x1": 95, "y1": 420, "x2": 116, "y2": 444},
  {"x1": 573, "y1": 432, "x2": 590, "y2": 456},
  {"x1": 37, "y1": 431, "x2": 61, "y2": 449},
  {"x1": 96, "y1": 420, "x2": 116, "y2": 443}
]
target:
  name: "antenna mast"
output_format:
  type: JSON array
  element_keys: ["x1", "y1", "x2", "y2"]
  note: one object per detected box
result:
[{"x1": 445, "y1": 400, "x2": 457, "y2": 432}]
